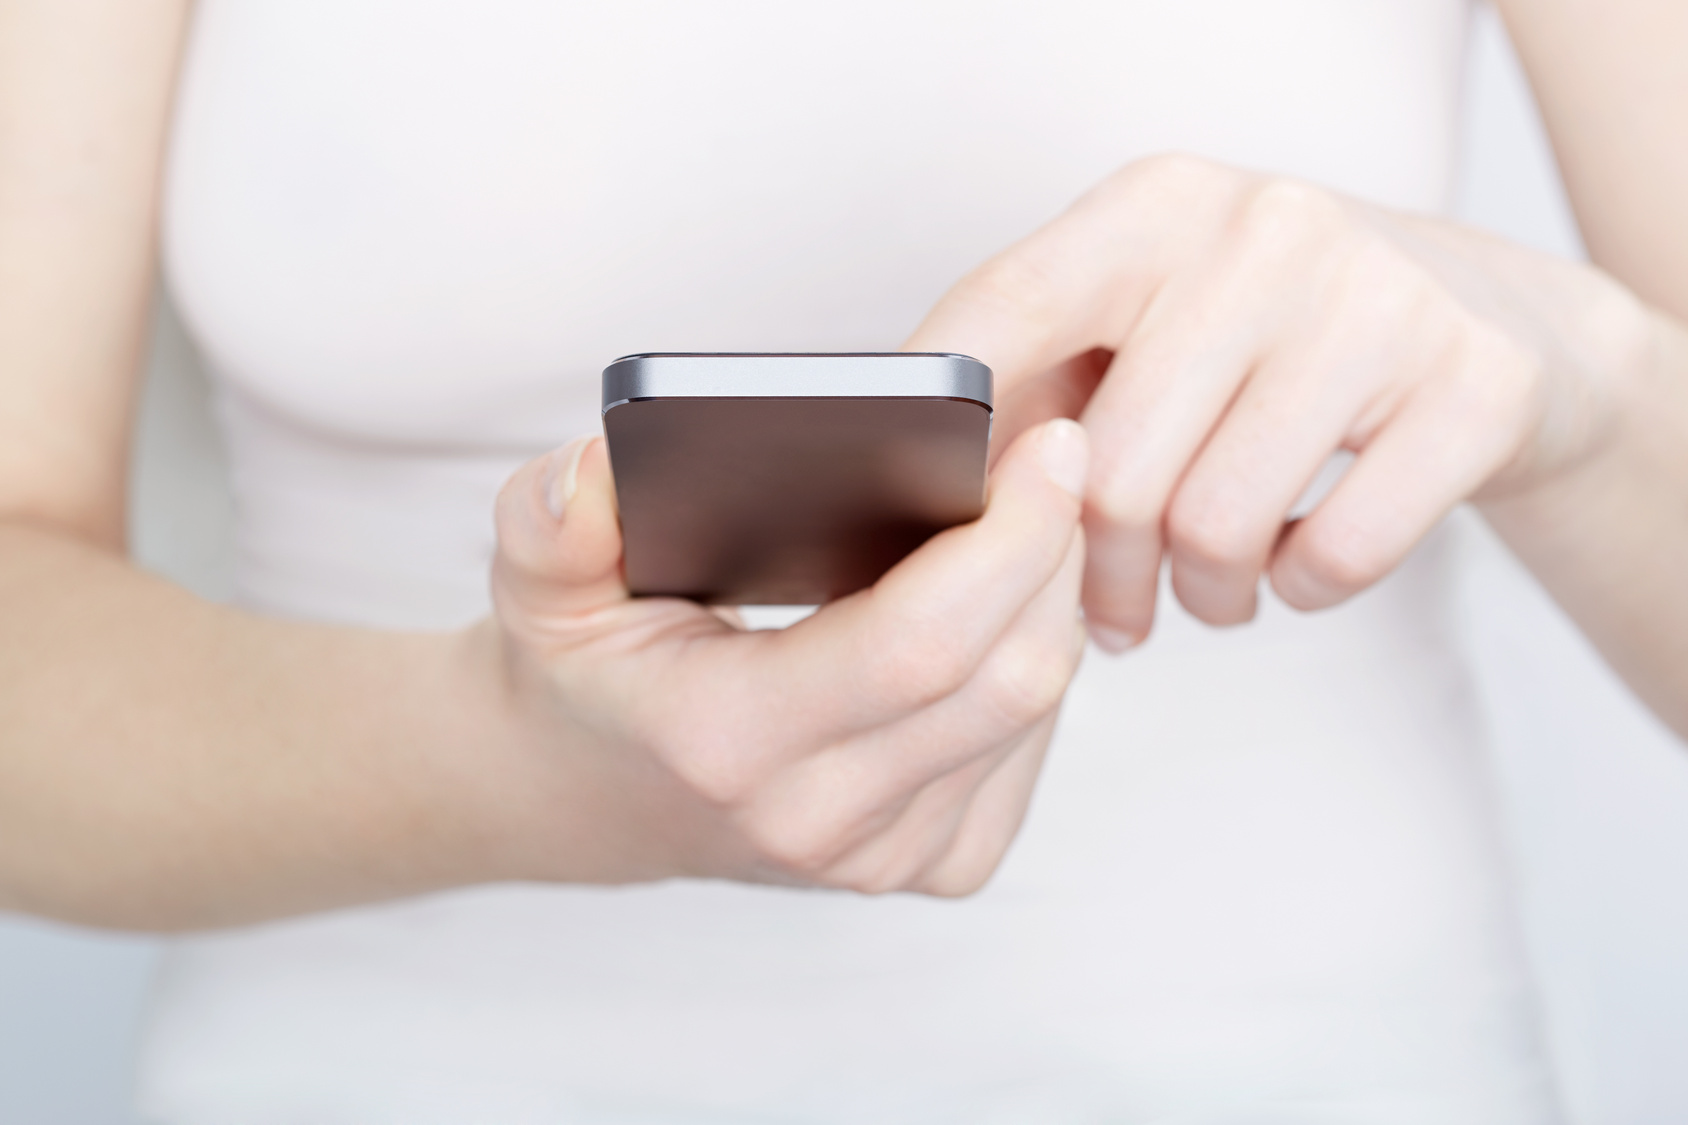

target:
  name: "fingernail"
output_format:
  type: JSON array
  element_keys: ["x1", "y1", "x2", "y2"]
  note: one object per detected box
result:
[
  {"x1": 542, "y1": 437, "x2": 592, "y2": 519},
  {"x1": 1088, "y1": 624, "x2": 1138, "y2": 654},
  {"x1": 1038, "y1": 418, "x2": 1088, "y2": 498}
]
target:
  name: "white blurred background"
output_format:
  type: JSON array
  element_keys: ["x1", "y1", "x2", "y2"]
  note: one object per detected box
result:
[{"x1": 3, "y1": 6, "x2": 1687, "y2": 1121}]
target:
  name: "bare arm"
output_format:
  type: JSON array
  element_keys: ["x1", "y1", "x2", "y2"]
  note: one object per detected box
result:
[
  {"x1": 1497, "y1": 0, "x2": 1688, "y2": 318},
  {"x1": 0, "y1": 0, "x2": 178, "y2": 542},
  {"x1": 0, "y1": 530, "x2": 558, "y2": 928},
  {"x1": 1481, "y1": 0, "x2": 1688, "y2": 732},
  {"x1": 0, "y1": 0, "x2": 558, "y2": 928}
]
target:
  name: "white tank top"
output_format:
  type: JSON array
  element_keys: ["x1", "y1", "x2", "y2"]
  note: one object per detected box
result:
[{"x1": 139, "y1": 2, "x2": 1563, "y2": 1121}]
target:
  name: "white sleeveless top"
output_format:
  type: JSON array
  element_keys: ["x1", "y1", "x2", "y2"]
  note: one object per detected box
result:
[{"x1": 139, "y1": 2, "x2": 1563, "y2": 1122}]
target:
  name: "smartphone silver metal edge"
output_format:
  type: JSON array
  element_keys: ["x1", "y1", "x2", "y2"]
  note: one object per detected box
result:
[{"x1": 602, "y1": 352, "x2": 992, "y2": 407}]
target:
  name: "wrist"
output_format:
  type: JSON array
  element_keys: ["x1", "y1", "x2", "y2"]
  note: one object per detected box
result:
[
  {"x1": 435, "y1": 618, "x2": 671, "y2": 888},
  {"x1": 1475, "y1": 308, "x2": 1688, "y2": 735},
  {"x1": 1480, "y1": 308, "x2": 1688, "y2": 556},
  {"x1": 423, "y1": 620, "x2": 569, "y2": 884}
]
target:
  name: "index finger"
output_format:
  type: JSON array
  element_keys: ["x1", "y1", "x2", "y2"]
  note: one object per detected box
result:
[{"x1": 902, "y1": 156, "x2": 1234, "y2": 400}]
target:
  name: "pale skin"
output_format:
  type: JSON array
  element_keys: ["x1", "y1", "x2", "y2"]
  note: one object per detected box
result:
[{"x1": 0, "y1": 0, "x2": 1683, "y2": 931}]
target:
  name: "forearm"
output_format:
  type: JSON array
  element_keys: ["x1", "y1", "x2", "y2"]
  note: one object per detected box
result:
[
  {"x1": 0, "y1": 523, "x2": 562, "y2": 931},
  {"x1": 1480, "y1": 311, "x2": 1688, "y2": 736},
  {"x1": 0, "y1": 0, "x2": 192, "y2": 545},
  {"x1": 1497, "y1": 0, "x2": 1688, "y2": 321}
]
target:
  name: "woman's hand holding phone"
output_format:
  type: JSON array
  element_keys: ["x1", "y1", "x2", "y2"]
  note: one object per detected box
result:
[{"x1": 483, "y1": 419, "x2": 1088, "y2": 895}]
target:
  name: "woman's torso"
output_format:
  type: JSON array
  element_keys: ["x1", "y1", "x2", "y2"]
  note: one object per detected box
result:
[{"x1": 140, "y1": 2, "x2": 1560, "y2": 1121}]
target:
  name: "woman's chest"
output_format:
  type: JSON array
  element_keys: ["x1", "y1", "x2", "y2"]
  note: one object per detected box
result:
[{"x1": 165, "y1": 0, "x2": 1468, "y2": 449}]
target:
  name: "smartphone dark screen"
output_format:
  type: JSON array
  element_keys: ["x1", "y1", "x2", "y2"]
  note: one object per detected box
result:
[{"x1": 604, "y1": 372, "x2": 991, "y2": 604}]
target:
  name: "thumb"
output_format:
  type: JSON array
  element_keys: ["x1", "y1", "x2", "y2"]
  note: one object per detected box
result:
[{"x1": 493, "y1": 435, "x2": 628, "y2": 626}]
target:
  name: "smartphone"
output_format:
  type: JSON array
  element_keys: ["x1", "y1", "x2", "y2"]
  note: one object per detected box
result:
[{"x1": 602, "y1": 353, "x2": 992, "y2": 604}]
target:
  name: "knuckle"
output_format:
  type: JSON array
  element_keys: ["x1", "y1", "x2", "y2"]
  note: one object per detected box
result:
[
  {"x1": 870, "y1": 615, "x2": 975, "y2": 710},
  {"x1": 1330, "y1": 234, "x2": 1427, "y2": 323},
  {"x1": 1106, "y1": 151, "x2": 1218, "y2": 199},
  {"x1": 1296, "y1": 519, "x2": 1388, "y2": 597},
  {"x1": 645, "y1": 714, "x2": 762, "y2": 808},
  {"x1": 741, "y1": 813, "x2": 841, "y2": 879},
  {"x1": 1447, "y1": 325, "x2": 1543, "y2": 432},
  {"x1": 1088, "y1": 153, "x2": 1241, "y2": 243},
  {"x1": 1085, "y1": 478, "x2": 1161, "y2": 539},
  {"x1": 741, "y1": 792, "x2": 899, "y2": 886},
  {"x1": 958, "y1": 251, "x2": 1063, "y2": 335},
  {"x1": 978, "y1": 628, "x2": 1083, "y2": 729},
  {"x1": 1165, "y1": 493, "x2": 1260, "y2": 573},
  {"x1": 1235, "y1": 176, "x2": 1344, "y2": 252}
]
